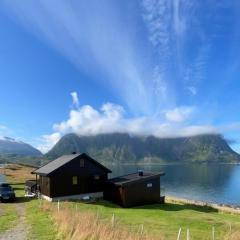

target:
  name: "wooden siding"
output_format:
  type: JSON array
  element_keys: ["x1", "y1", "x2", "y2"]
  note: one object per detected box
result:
[
  {"x1": 123, "y1": 177, "x2": 160, "y2": 207},
  {"x1": 103, "y1": 176, "x2": 161, "y2": 207},
  {"x1": 39, "y1": 155, "x2": 109, "y2": 198},
  {"x1": 39, "y1": 176, "x2": 51, "y2": 197}
]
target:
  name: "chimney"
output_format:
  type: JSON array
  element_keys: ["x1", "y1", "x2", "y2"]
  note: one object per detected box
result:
[
  {"x1": 138, "y1": 170, "x2": 143, "y2": 176},
  {"x1": 72, "y1": 151, "x2": 77, "y2": 154}
]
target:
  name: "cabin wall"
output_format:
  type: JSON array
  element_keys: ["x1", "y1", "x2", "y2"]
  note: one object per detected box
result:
[
  {"x1": 49, "y1": 174, "x2": 107, "y2": 197},
  {"x1": 123, "y1": 177, "x2": 160, "y2": 207},
  {"x1": 104, "y1": 177, "x2": 161, "y2": 207},
  {"x1": 103, "y1": 183, "x2": 123, "y2": 206},
  {"x1": 39, "y1": 176, "x2": 51, "y2": 197},
  {"x1": 47, "y1": 156, "x2": 109, "y2": 197}
]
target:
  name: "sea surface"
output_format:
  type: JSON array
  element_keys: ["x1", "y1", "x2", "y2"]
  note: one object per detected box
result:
[{"x1": 108, "y1": 163, "x2": 240, "y2": 207}]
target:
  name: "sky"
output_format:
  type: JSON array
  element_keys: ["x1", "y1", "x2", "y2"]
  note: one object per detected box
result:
[{"x1": 0, "y1": 0, "x2": 240, "y2": 153}]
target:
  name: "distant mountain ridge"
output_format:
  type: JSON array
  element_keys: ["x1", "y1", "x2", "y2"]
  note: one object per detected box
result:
[
  {"x1": 46, "y1": 133, "x2": 240, "y2": 164},
  {"x1": 0, "y1": 137, "x2": 42, "y2": 157}
]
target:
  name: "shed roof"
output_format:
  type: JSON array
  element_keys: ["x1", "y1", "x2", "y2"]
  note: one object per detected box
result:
[
  {"x1": 108, "y1": 171, "x2": 165, "y2": 186},
  {"x1": 32, "y1": 153, "x2": 112, "y2": 176}
]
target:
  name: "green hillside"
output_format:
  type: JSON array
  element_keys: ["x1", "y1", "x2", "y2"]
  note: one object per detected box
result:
[{"x1": 45, "y1": 133, "x2": 240, "y2": 164}]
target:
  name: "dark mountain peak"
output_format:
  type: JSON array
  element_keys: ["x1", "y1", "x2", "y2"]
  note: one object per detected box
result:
[
  {"x1": 45, "y1": 133, "x2": 240, "y2": 163},
  {"x1": 0, "y1": 137, "x2": 42, "y2": 157}
]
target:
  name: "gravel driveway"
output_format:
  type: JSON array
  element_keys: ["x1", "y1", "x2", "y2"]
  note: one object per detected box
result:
[{"x1": 0, "y1": 202, "x2": 28, "y2": 240}]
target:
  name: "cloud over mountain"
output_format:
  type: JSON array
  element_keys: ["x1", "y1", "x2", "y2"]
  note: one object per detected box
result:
[{"x1": 37, "y1": 93, "x2": 216, "y2": 153}]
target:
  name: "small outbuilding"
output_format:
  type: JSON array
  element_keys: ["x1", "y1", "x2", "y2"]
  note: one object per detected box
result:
[
  {"x1": 103, "y1": 171, "x2": 165, "y2": 207},
  {"x1": 32, "y1": 153, "x2": 112, "y2": 201}
]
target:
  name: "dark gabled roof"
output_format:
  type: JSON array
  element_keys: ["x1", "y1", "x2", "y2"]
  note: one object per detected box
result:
[
  {"x1": 107, "y1": 171, "x2": 165, "y2": 186},
  {"x1": 32, "y1": 153, "x2": 111, "y2": 176}
]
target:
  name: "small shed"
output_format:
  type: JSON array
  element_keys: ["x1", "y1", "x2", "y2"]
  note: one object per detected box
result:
[
  {"x1": 104, "y1": 171, "x2": 165, "y2": 207},
  {"x1": 32, "y1": 153, "x2": 112, "y2": 201},
  {"x1": 25, "y1": 180, "x2": 38, "y2": 196}
]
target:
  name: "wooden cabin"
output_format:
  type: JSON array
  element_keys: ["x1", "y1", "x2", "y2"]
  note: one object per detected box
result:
[
  {"x1": 103, "y1": 171, "x2": 165, "y2": 207},
  {"x1": 32, "y1": 153, "x2": 111, "y2": 201}
]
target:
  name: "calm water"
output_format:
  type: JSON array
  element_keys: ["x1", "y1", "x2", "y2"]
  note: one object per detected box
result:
[
  {"x1": 0, "y1": 164, "x2": 6, "y2": 182},
  {"x1": 0, "y1": 173, "x2": 5, "y2": 182},
  {"x1": 108, "y1": 164, "x2": 240, "y2": 207}
]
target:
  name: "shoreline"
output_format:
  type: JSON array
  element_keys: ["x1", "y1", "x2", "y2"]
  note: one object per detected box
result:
[
  {"x1": 104, "y1": 162, "x2": 240, "y2": 166},
  {"x1": 166, "y1": 195, "x2": 240, "y2": 214}
]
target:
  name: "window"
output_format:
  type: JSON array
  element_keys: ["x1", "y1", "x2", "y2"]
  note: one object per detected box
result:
[
  {"x1": 72, "y1": 176, "x2": 78, "y2": 185},
  {"x1": 94, "y1": 175, "x2": 100, "y2": 180},
  {"x1": 80, "y1": 158, "x2": 85, "y2": 167},
  {"x1": 147, "y1": 183, "x2": 152, "y2": 188}
]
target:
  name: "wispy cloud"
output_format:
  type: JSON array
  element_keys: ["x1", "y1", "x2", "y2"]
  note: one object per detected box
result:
[
  {"x1": 70, "y1": 92, "x2": 79, "y2": 108},
  {"x1": 141, "y1": 0, "x2": 212, "y2": 98},
  {"x1": 1, "y1": 0, "x2": 214, "y2": 115},
  {"x1": 1, "y1": 0, "x2": 156, "y2": 114}
]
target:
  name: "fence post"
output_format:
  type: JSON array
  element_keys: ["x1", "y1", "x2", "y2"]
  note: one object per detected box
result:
[
  {"x1": 212, "y1": 227, "x2": 215, "y2": 240},
  {"x1": 57, "y1": 200, "x2": 60, "y2": 212},
  {"x1": 140, "y1": 224, "x2": 144, "y2": 235},
  {"x1": 187, "y1": 228, "x2": 190, "y2": 240},
  {"x1": 177, "y1": 227, "x2": 181, "y2": 240},
  {"x1": 111, "y1": 213, "x2": 115, "y2": 227},
  {"x1": 96, "y1": 210, "x2": 99, "y2": 222}
]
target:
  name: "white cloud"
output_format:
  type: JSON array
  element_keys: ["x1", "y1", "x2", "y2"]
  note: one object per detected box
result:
[
  {"x1": 70, "y1": 92, "x2": 79, "y2": 108},
  {"x1": 164, "y1": 106, "x2": 195, "y2": 122},
  {"x1": 37, "y1": 93, "x2": 216, "y2": 153},
  {"x1": 37, "y1": 132, "x2": 61, "y2": 154}
]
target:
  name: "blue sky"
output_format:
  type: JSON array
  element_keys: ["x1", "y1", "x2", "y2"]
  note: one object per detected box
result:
[{"x1": 0, "y1": 0, "x2": 240, "y2": 153}]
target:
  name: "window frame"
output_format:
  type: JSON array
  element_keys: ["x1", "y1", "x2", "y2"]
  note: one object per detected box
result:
[
  {"x1": 72, "y1": 176, "x2": 78, "y2": 185},
  {"x1": 94, "y1": 175, "x2": 100, "y2": 180},
  {"x1": 80, "y1": 158, "x2": 85, "y2": 167}
]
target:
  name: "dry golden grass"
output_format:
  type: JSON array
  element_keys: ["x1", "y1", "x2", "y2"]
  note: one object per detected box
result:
[
  {"x1": 40, "y1": 201, "x2": 162, "y2": 240},
  {"x1": 1, "y1": 164, "x2": 35, "y2": 183},
  {"x1": 224, "y1": 231, "x2": 240, "y2": 240}
]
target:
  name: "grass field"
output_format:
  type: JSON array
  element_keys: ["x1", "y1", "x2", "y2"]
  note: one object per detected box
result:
[
  {"x1": 0, "y1": 203, "x2": 18, "y2": 233},
  {"x1": 63, "y1": 199, "x2": 240, "y2": 239},
  {"x1": 0, "y1": 164, "x2": 59, "y2": 240},
  {"x1": 1, "y1": 164, "x2": 240, "y2": 239}
]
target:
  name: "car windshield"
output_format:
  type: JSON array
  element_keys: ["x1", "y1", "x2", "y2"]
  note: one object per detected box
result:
[{"x1": 0, "y1": 186, "x2": 12, "y2": 192}]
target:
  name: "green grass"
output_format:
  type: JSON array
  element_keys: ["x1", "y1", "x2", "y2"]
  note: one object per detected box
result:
[
  {"x1": 4, "y1": 166, "x2": 59, "y2": 240},
  {"x1": 66, "y1": 200, "x2": 240, "y2": 240},
  {"x1": 3, "y1": 164, "x2": 240, "y2": 239},
  {"x1": 12, "y1": 183, "x2": 59, "y2": 240},
  {"x1": 26, "y1": 200, "x2": 60, "y2": 240},
  {"x1": 0, "y1": 203, "x2": 18, "y2": 233}
]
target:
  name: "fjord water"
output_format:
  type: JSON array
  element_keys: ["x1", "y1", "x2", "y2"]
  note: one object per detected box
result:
[
  {"x1": 0, "y1": 173, "x2": 5, "y2": 182},
  {"x1": 109, "y1": 164, "x2": 240, "y2": 206}
]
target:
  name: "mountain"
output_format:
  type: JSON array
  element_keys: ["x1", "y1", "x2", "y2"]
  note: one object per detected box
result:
[
  {"x1": 0, "y1": 137, "x2": 42, "y2": 157},
  {"x1": 45, "y1": 133, "x2": 240, "y2": 164}
]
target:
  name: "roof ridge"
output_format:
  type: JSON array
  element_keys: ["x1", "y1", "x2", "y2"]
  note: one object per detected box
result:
[
  {"x1": 32, "y1": 153, "x2": 111, "y2": 175},
  {"x1": 109, "y1": 171, "x2": 162, "y2": 180},
  {"x1": 32, "y1": 153, "x2": 81, "y2": 173}
]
